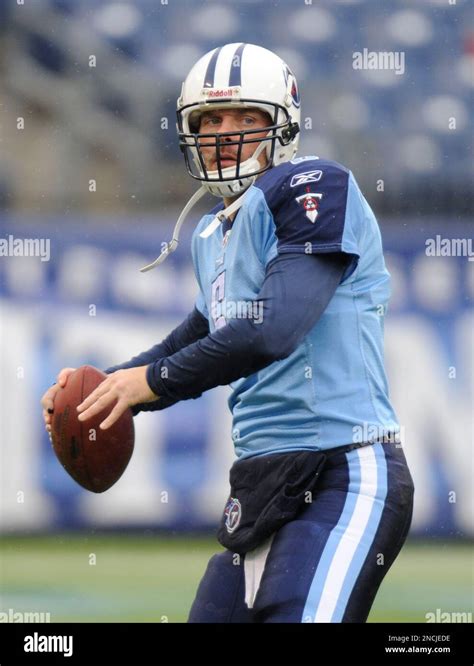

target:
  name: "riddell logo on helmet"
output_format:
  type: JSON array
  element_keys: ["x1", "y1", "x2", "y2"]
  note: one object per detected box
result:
[{"x1": 201, "y1": 86, "x2": 241, "y2": 99}]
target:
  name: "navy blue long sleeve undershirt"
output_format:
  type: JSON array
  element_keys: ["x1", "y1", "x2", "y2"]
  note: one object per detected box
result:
[
  {"x1": 104, "y1": 305, "x2": 209, "y2": 414},
  {"x1": 144, "y1": 252, "x2": 350, "y2": 407}
]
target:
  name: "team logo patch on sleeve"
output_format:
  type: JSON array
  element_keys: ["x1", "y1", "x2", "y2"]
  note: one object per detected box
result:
[
  {"x1": 295, "y1": 190, "x2": 323, "y2": 223},
  {"x1": 224, "y1": 497, "x2": 242, "y2": 533}
]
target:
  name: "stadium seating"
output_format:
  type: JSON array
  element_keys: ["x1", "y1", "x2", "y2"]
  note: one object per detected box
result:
[{"x1": 0, "y1": 0, "x2": 472, "y2": 214}]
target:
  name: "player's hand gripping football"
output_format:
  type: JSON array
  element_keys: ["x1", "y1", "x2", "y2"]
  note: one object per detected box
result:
[
  {"x1": 76, "y1": 366, "x2": 158, "y2": 429},
  {"x1": 41, "y1": 367, "x2": 77, "y2": 440}
]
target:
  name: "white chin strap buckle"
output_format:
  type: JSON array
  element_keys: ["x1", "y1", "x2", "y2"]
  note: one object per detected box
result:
[
  {"x1": 199, "y1": 186, "x2": 252, "y2": 239},
  {"x1": 139, "y1": 186, "x2": 207, "y2": 273},
  {"x1": 140, "y1": 239, "x2": 178, "y2": 273},
  {"x1": 199, "y1": 211, "x2": 231, "y2": 239}
]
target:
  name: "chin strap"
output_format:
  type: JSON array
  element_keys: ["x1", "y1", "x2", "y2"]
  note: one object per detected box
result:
[
  {"x1": 140, "y1": 184, "x2": 252, "y2": 272},
  {"x1": 140, "y1": 186, "x2": 207, "y2": 272},
  {"x1": 140, "y1": 138, "x2": 269, "y2": 272},
  {"x1": 198, "y1": 186, "x2": 253, "y2": 239}
]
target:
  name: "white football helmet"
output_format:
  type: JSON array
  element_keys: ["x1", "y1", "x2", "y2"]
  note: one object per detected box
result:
[
  {"x1": 177, "y1": 43, "x2": 301, "y2": 197},
  {"x1": 141, "y1": 43, "x2": 301, "y2": 272}
]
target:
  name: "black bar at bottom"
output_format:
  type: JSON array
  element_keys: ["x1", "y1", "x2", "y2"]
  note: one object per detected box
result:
[{"x1": 0, "y1": 622, "x2": 471, "y2": 666}]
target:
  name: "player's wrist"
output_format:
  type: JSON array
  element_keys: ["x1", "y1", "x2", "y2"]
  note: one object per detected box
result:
[{"x1": 145, "y1": 362, "x2": 164, "y2": 399}]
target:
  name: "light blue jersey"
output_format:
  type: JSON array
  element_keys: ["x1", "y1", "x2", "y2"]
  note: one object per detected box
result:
[{"x1": 191, "y1": 156, "x2": 399, "y2": 458}]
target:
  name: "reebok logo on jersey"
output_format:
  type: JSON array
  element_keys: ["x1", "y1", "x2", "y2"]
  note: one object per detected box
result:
[{"x1": 290, "y1": 170, "x2": 323, "y2": 188}]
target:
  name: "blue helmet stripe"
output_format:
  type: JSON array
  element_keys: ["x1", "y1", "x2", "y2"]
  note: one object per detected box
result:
[
  {"x1": 203, "y1": 47, "x2": 222, "y2": 88},
  {"x1": 228, "y1": 43, "x2": 246, "y2": 86}
]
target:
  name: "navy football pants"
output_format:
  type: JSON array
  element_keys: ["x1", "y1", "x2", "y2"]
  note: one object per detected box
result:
[{"x1": 188, "y1": 441, "x2": 414, "y2": 622}]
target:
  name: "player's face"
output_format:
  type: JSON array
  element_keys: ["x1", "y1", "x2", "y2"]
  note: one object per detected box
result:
[{"x1": 198, "y1": 108, "x2": 272, "y2": 172}]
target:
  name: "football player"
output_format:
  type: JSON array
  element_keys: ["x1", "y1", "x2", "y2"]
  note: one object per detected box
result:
[{"x1": 42, "y1": 43, "x2": 414, "y2": 623}]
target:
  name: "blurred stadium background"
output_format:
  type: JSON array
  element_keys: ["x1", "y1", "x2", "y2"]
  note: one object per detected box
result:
[{"x1": 0, "y1": 0, "x2": 472, "y2": 623}]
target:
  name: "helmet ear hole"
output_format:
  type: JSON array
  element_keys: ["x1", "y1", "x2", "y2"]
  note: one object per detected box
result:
[{"x1": 281, "y1": 122, "x2": 300, "y2": 144}]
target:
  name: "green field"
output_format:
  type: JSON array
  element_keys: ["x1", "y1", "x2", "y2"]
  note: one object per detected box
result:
[{"x1": 0, "y1": 535, "x2": 472, "y2": 622}]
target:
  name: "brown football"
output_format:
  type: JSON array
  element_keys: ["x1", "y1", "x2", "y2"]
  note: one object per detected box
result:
[{"x1": 51, "y1": 365, "x2": 135, "y2": 493}]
